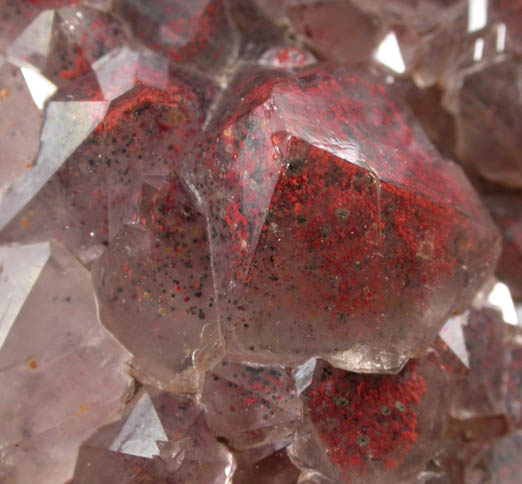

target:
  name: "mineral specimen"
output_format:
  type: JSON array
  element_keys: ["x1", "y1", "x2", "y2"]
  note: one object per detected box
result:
[
  {"x1": 0, "y1": 48, "x2": 214, "y2": 263},
  {"x1": 71, "y1": 387, "x2": 235, "y2": 483},
  {"x1": 0, "y1": 1, "x2": 520, "y2": 483},
  {"x1": 484, "y1": 193, "x2": 522, "y2": 300},
  {"x1": 456, "y1": 60, "x2": 522, "y2": 189},
  {"x1": 0, "y1": 242, "x2": 131, "y2": 484},
  {"x1": 289, "y1": 354, "x2": 446, "y2": 483},
  {"x1": 186, "y1": 64, "x2": 500, "y2": 372}
]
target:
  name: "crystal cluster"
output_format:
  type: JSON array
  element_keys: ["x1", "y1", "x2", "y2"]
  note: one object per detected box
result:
[{"x1": 0, "y1": 1, "x2": 520, "y2": 483}]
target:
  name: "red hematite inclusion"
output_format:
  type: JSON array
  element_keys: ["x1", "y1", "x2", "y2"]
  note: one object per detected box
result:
[
  {"x1": 298, "y1": 356, "x2": 444, "y2": 483},
  {"x1": 187, "y1": 65, "x2": 500, "y2": 373}
]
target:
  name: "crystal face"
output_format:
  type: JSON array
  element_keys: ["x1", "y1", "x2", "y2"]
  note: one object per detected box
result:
[
  {"x1": 113, "y1": 0, "x2": 237, "y2": 73},
  {"x1": 289, "y1": 354, "x2": 445, "y2": 483},
  {"x1": 457, "y1": 60, "x2": 522, "y2": 189},
  {"x1": 0, "y1": 50, "x2": 215, "y2": 262},
  {"x1": 0, "y1": 1, "x2": 521, "y2": 483},
  {"x1": 71, "y1": 387, "x2": 235, "y2": 483},
  {"x1": 0, "y1": 242, "x2": 131, "y2": 484},
  {"x1": 187, "y1": 64, "x2": 500, "y2": 372},
  {"x1": 92, "y1": 172, "x2": 219, "y2": 390}
]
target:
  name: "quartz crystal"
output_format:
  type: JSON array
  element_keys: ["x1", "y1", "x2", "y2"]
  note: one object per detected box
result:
[
  {"x1": 289, "y1": 354, "x2": 446, "y2": 483},
  {"x1": 0, "y1": 49, "x2": 215, "y2": 263},
  {"x1": 0, "y1": 1, "x2": 520, "y2": 483},
  {"x1": 234, "y1": 447, "x2": 299, "y2": 484},
  {"x1": 456, "y1": 60, "x2": 522, "y2": 189},
  {"x1": 257, "y1": 0, "x2": 379, "y2": 65},
  {"x1": 202, "y1": 360, "x2": 301, "y2": 449},
  {"x1": 113, "y1": 0, "x2": 237, "y2": 74},
  {"x1": 186, "y1": 64, "x2": 500, "y2": 372},
  {"x1": 0, "y1": 59, "x2": 44, "y2": 191},
  {"x1": 484, "y1": 193, "x2": 522, "y2": 302},
  {"x1": 71, "y1": 386, "x2": 235, "y2": 483},
  {"x1": 0, "y1": 242, "x2": 131, "y2": 484},
  {"x1": 92, "y1": 172, "x2": 219, "y2": 391},
  {"x1": 5, "y1": 5, "x2": 126, "y2": 88}
]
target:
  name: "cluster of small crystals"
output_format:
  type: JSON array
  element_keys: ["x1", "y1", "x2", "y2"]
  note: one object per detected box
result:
[{"x1": 0, "y1": 1, "x2": 521, "y2": 483}]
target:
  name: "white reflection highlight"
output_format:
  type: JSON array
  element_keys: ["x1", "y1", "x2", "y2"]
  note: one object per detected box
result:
[
  {"x1": 473, "y1": 37, "x2": 484, "y2": 61},
  {"x1": 496, "y1": 23, "x2": 506, "y2": 52},
  {"x1": 488, "y1": 282, "x2": 519, "y2": 326},
  {"x1": 21, "y1": 67, "x2": 57, "y2": 109},
  {"x1": 468, "y1": 0, "x2": 488, "y2": 33},
  {"x1": 110, "y1": 392, "x2": 168, "y2": 459},
  {"x1": 374, "y1": 32, "x2": 406, "y2": 74},
  {"x1": 439, "y1": 312, "x2": 470, "y2": 368}
]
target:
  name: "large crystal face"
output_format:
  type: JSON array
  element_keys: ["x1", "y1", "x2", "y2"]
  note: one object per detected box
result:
[
  {"x1": 92, "y1": 172, "x2": 219, "y2": 390},
  {"x1": 187, "y1": 65, "x2": 500, "y2": 372},
  {"x1": 0, "y1": 242, "x2": 131, "y2": 484}
]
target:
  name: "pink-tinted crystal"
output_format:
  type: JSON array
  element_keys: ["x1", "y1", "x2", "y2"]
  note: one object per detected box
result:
[
  {"x1": 92, "y1": 172, "x2": 220, "y2": 390},
  {"x1": 186, "y1": 65, "x2": 500, "y2": 372},
  {"x1": 71, "y1": 387, "x2": 235, "y2": 483},
  {"x1": 113, "y1": 0, "x2": 236, "y2": 73},
  {"x1": 284, "y1": 1, "x2": 379, "y2": 64},
  {"x1": 0, "y1": 50, "x2": 215, "y2": 263},
  {"x1": 436, "y1": 308, "x2": 511, "y2": 420},
  {"x1": 289, "y1": 355, "x2": 445, "y2": 483},
  {"x1": 484, "y1": 194, "x2": 522, "y2": 300},
  {"x1": 456, "y1": 60, "x2": 522, "y2": 189},
  {"x1": 0, "y1": 241, "x2": 131, "y2": 484},
  {"x1": 234, "y1": 447, "x2": 299, "y2": 484},
  {"x1": 0, "y1": 59, "x2": 44, "y2": 190},
  {"x1": 5, "y1": 4, "x2": 126, "y2": 89},
  {"x1": 202, "y1": 360, "x2": 301, "y2": 449}
]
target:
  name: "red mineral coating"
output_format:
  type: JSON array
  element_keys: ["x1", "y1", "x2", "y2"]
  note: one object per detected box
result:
[
  {"x1": 186, "y1": 64, "x2": 500, "y2": 372},
  {"x1": 298, "y1": 355, "x2": 445, "y2": 483}
]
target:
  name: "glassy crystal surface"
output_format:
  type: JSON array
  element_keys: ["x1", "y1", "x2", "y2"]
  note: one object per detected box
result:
[
  {"x1": 289, "y1": 355, "x2": 445, "y2": 483},
  {"x1": 456, "y1": 59, "x2": 522, "y2": 189},
  {"x1": 71, "y1": 386, "x2": 235, "y2": 483},
  {"x1": 257, "y1": 45, "x2": 316, "y2": 70},
  {"x1": 259, "y1": 0, "x2": 379, "y2": 64},
  {"x1": 0, "y1": 59, "x2": 45, "y2": 191},
  {"x1": 0, "y1": 242, "x2": 132, "y2": 484},
  {"x1": 186, "y1": 64, "x2": 500, "y2": 372},
  {"x1": 0, "y1": 2, "x2": 521, "y2": 482},
  {"x1": 234, "y1": 446, "x2": 299, "y2": 484},
  {"x1": 485, "y1": 193, "x2": 522, "y2": 301},
  {"x1": 5, "y1": 4, "x2": 126, "y2": 88},
  {"x1": 436, "y1": 308, "x2": 511, "y2": 420},
  {"x1": 113, "y1": 0, "x2": 237, "y2": 74},
  {"x1": 0, "y1": 50, "x2": 215, "y2": 263},
  {"x1": 202, "y1": 360, "x2": 301, "y2": 449},
  {"x1": 92, "y1": 172, "x2": 220, "y2": 390}
]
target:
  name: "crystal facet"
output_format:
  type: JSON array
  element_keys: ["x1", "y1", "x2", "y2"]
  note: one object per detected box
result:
[
  {"x1": 0, "y1": 242, "x2": 131, "y2": 484},
  {"x1": 186, "y1": 64, "x2": 500, "y2": 372}
]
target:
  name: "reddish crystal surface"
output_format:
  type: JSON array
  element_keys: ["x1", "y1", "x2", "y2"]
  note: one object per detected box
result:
[
  {"x1": 186, "y1": 64, "x2": 500, "y2": 372},
  {"x1": 291, "y1": 355, "x2": 445, "y2": 483},
  {"x1": 0, "y1": 2, "x2": 521, "y2": 483}
]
